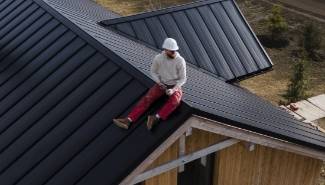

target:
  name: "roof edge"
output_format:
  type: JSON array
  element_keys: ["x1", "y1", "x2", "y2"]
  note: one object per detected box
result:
[
  {"x1": 123, "y1": 113, "x2": 325, "y2": 185},
  {"x1": 193, "y1": 109, "x2": 325, "y2": 152},
  {"x1": 231, "y1": 0, "x2": 274, "y2": 66},
  {"x1": 34, "y1": 0, "x2": 209, "y2": 114},
  {"x1": 191, "y1": 115, "x2": 325, "y2": 160},
  {"x1": 100, "y1": 0, "x2": 225, "y2": 26},
  {"x1": 120, "y1": 107, "x2": 194, "y2": 185},
  {"x1": 227, "y1": 66, "x2": 273, "y2": 83}
]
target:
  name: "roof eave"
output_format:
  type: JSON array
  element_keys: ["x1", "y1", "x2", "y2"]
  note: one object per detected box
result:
[{"x1": 193, "y1": 109, "x2": 325, "y2": 152}]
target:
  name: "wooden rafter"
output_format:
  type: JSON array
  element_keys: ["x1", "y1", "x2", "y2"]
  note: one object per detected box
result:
[
  {"x1": 191, "y1": 115, "x2": 325, "y2": 161},
  {"x1": 119, "y1": 118, "x2": 193, "y2": 185},
  {"x1": 131, "y1": 138, "x2": 239, "y2": 184},
  {"x1": 120, "y1": 115, "x2": 325, "y2": 185}
]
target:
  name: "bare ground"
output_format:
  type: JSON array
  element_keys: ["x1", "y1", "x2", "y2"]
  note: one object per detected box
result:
[
  {"x1": 277, "y1": 0, "x2": 325, "y2": 19},
  {"x1": 237, "y1": 0, "x2": 325, "y2": 105}
]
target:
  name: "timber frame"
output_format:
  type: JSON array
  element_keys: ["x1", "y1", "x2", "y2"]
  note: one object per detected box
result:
[{"x1": 120, "y1": 115, "x2": 325, "y2": 185}]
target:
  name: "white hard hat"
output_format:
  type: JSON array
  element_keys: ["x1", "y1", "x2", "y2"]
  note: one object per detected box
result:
[{"x1": 162, "y1": 38, "x2": 179, "y2": 51}]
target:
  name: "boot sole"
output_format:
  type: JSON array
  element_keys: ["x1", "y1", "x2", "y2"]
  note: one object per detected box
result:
[
  {"x1": 146, "y1": 123, "x2": 152, "y2": 131},
  {"x1": 113, "y1": 120, "x2": 129, "y2": 129},
  {"x1": 146, "y1": 117, "x2": 158, "y2": 131}
]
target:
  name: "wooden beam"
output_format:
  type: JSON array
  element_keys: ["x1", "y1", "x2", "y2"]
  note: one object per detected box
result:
[
  {"x1": 178, "y1": 134, "x2": 186, "y2": 172},
  {"x1": 248, "y1": 143, "x2": 255, "y2": 151},
  {"x1": 190, "y1": 115, "x2": 325, "y2": 161},
  {"x1": 200, "y1": 156, "x2": 207, "y2": 166},
  {"x1": 131, "y1": 138, "x2": 239, "y2": 184},
  {"x1": 119, "y1": 118, "x2": 193, "y2": 185},
  {"x1": 121, "y1": 115, "x2": 325, "y2": 185},
  {"x1": 186, "y1": 127, "x2": 192, "y2": 136}
]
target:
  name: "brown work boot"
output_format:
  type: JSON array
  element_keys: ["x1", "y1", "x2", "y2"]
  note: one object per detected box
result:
[
  {"x1": 113, "y1": 118, "x2": 131, "y2": 129},
  {"x1": 146, "y1": 115, "x2": 160, "y2": 131}
]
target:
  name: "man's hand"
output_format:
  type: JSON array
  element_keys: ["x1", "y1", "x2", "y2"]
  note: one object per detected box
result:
[
  {"x1": 158, "y1": 82, "x2": 167, "y2": 90},
  {"x1": 166, "y1": 88, "x2": 175, "y2": 96}
]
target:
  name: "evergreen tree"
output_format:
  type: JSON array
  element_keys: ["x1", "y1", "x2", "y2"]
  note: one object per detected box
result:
[
  {"x1": 303, "y1": 23, "x2": 322, "y2": 58},
  {"x1": 267, "y1": 5, "x2": 288, "y2": 41},
  {"x1": 285, "y1": 58, "x2": 309, "y2": 103}
]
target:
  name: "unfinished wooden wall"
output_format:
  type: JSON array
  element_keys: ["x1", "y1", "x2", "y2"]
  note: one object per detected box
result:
[
  {"x1": 143, "y1": 141, "x2": 179, "y2": 185},
  {"x1": 216, "y1": 142, "x2": 322, "y2": 185},
  {"x1": 142, "y1": 129, "x2": 226, "y2": 184},
  {"x1": 139, "y1": 129, "x2": 322, "y2": 185}
]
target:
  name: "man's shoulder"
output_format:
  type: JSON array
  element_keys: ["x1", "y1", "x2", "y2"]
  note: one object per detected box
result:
[
  {"x1": 154, "y1": 53, "x2": 164, "y2": 61},
  {"x1": 176, "y1": 53, "x2": 186, "y2": 64}
]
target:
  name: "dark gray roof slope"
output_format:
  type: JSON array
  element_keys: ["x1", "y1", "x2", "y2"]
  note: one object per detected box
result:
[
  {"x1": 42, "y1": 0, "x2": 325, "y2": 151},
  {"x1": 100, "y1": 0, "x2": 273, "y2": 82},
  {"x1": 0, "y1": 1, "x2": 192, "y2": 185},
  {"x1": 0, "y1": 0, "x2": 324, "y2": 185}
]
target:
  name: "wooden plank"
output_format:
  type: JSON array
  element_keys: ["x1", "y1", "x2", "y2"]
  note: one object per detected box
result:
[
  {"x1": 178, "y1": 135, "x2": 186, "y2": 172},
  {"x1": 122, "y1": 115, "x2": 325, "y2": 185},
  {"x1": 120, "y1": 118, "x2": 193, "y2": 185},
  {"x1": 144, "y1": 141, "x2": 179, "y2": 185},
  {"x1": 190, "y1": 115, "x2": 325, "y2": 161},
  {"x1": 308, "y1": 94, "x2": 325, "y2": 111},
  {"x1": 132, "y1": 138, "x2": 239, "y2": 184},
  {"x1": 185, "y1": 127, "x2": 192, "y2": 136},
  {"x1": 217, "y1": 143, "x2": 322, "y2": 185},
  {"x1": 292, "y1": 100, "x2": 325, "y2": 121}
]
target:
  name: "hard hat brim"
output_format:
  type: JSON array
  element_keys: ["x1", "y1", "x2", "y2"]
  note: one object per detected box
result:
[{"x1": 163, "y1": 46, "x2": 179, "y2": 51}]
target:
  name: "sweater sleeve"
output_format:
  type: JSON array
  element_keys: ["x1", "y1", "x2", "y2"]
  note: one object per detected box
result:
[
  {"x1": 150, "y1": 55, "x2": 161, "y2": 84},
  {"x1": 175, "y1": 59, "x2": 187, "y2": 88}
]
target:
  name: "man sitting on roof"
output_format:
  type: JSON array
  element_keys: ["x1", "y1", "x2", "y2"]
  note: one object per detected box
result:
[{"x1": 113, "y1": 38, "x2": 187, "y2": 130}]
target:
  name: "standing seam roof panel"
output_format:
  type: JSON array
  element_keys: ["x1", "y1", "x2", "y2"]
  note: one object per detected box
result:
[
  {"x1": 0, "y1": 0, "x2": 193, "y2": 185},
  {"x1": 157, "y1": 14, "x2": 199, "y2": 66},
  {"x1": 44, "y1": 0, "x2": 325, "y2": 150},
  {"x1": 1, "y1": 1, "x2": 323, "y2": 185},
  {"x1": 185, "y1": 8, "x2": 234, "y2": 79},
  {"x1": 196, "y1": 5, "x2": 243, "y2": 77},
  {"x1": 100, "y1": 0, "x2": 273, "y2": 81}
]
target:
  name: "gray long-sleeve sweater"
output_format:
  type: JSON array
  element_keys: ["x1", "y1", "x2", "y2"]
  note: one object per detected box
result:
[{"x1": 150, "y1": 51, "x2": 187, "y2": 88}]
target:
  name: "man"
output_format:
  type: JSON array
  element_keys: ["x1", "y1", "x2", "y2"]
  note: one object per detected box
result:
[{"x1": 113, "y1": 38, "x2": 187, "y2": 130}]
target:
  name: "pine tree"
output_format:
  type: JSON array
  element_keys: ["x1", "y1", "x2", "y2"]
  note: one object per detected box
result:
[
  {"x1": 285, "y1": 58, "x2": 309, "y2": 103},
  {"x1": 267, "y1": 5, "x2": 288, "y2": 41},
  {"x1": 303, "y1": 23, "x2": 322, "y2": 58}
]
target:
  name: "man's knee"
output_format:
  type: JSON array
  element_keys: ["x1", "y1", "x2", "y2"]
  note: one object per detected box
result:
[{"x1": 170, "y1": 92, "x2": 182, "y2": 105}]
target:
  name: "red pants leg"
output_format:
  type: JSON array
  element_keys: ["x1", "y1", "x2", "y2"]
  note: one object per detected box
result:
[
  {"x1": 128, "y1": 84, "x2": 165, "y2": 122},
  {"x1": 157, "y1": 88, "x2": 183, "y2": 120}
]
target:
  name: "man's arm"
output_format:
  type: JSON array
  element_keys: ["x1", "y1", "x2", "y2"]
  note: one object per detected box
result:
[
  {"x1": 150, "y1": 56, "x2": 161, "y2": 84},
  {"x1": 175, "y1": 59, "x2": 187, "y2": 88}
]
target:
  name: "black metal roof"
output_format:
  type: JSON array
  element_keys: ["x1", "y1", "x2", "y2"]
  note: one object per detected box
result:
[
  {"x1": 0, "y1": 0, "x2": 324, "y2": 185},
  {"x1": 0, "y1": 1, "x2": 192, "y2": 185},
  {"x1": 100, "y1": 0, "x2": 273, "y2": 82}
]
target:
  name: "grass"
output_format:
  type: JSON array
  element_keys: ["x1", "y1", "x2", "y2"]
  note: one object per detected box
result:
[
  {"x1": 236, "y1": 0, "x2": 325, "y2": 105},
  {"x1": 95, "y1": 0, "x2": 193, "y2": 15}
]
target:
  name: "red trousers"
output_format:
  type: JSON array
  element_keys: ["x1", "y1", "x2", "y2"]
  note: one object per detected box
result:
[{"x1": 128, "y1": 84, "x2": 183, "y2": 121}]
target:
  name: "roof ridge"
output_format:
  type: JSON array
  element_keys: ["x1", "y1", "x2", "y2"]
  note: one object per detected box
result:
[
  {"x1": 40, "y1": 0, "x2": 325, "y2": 151},
  {"x1": 98, "y1": 0, "x2": 274, "y2": 82},
  {"x1": 100, "y1": 25, "x2": 228, "y2": 82}
]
